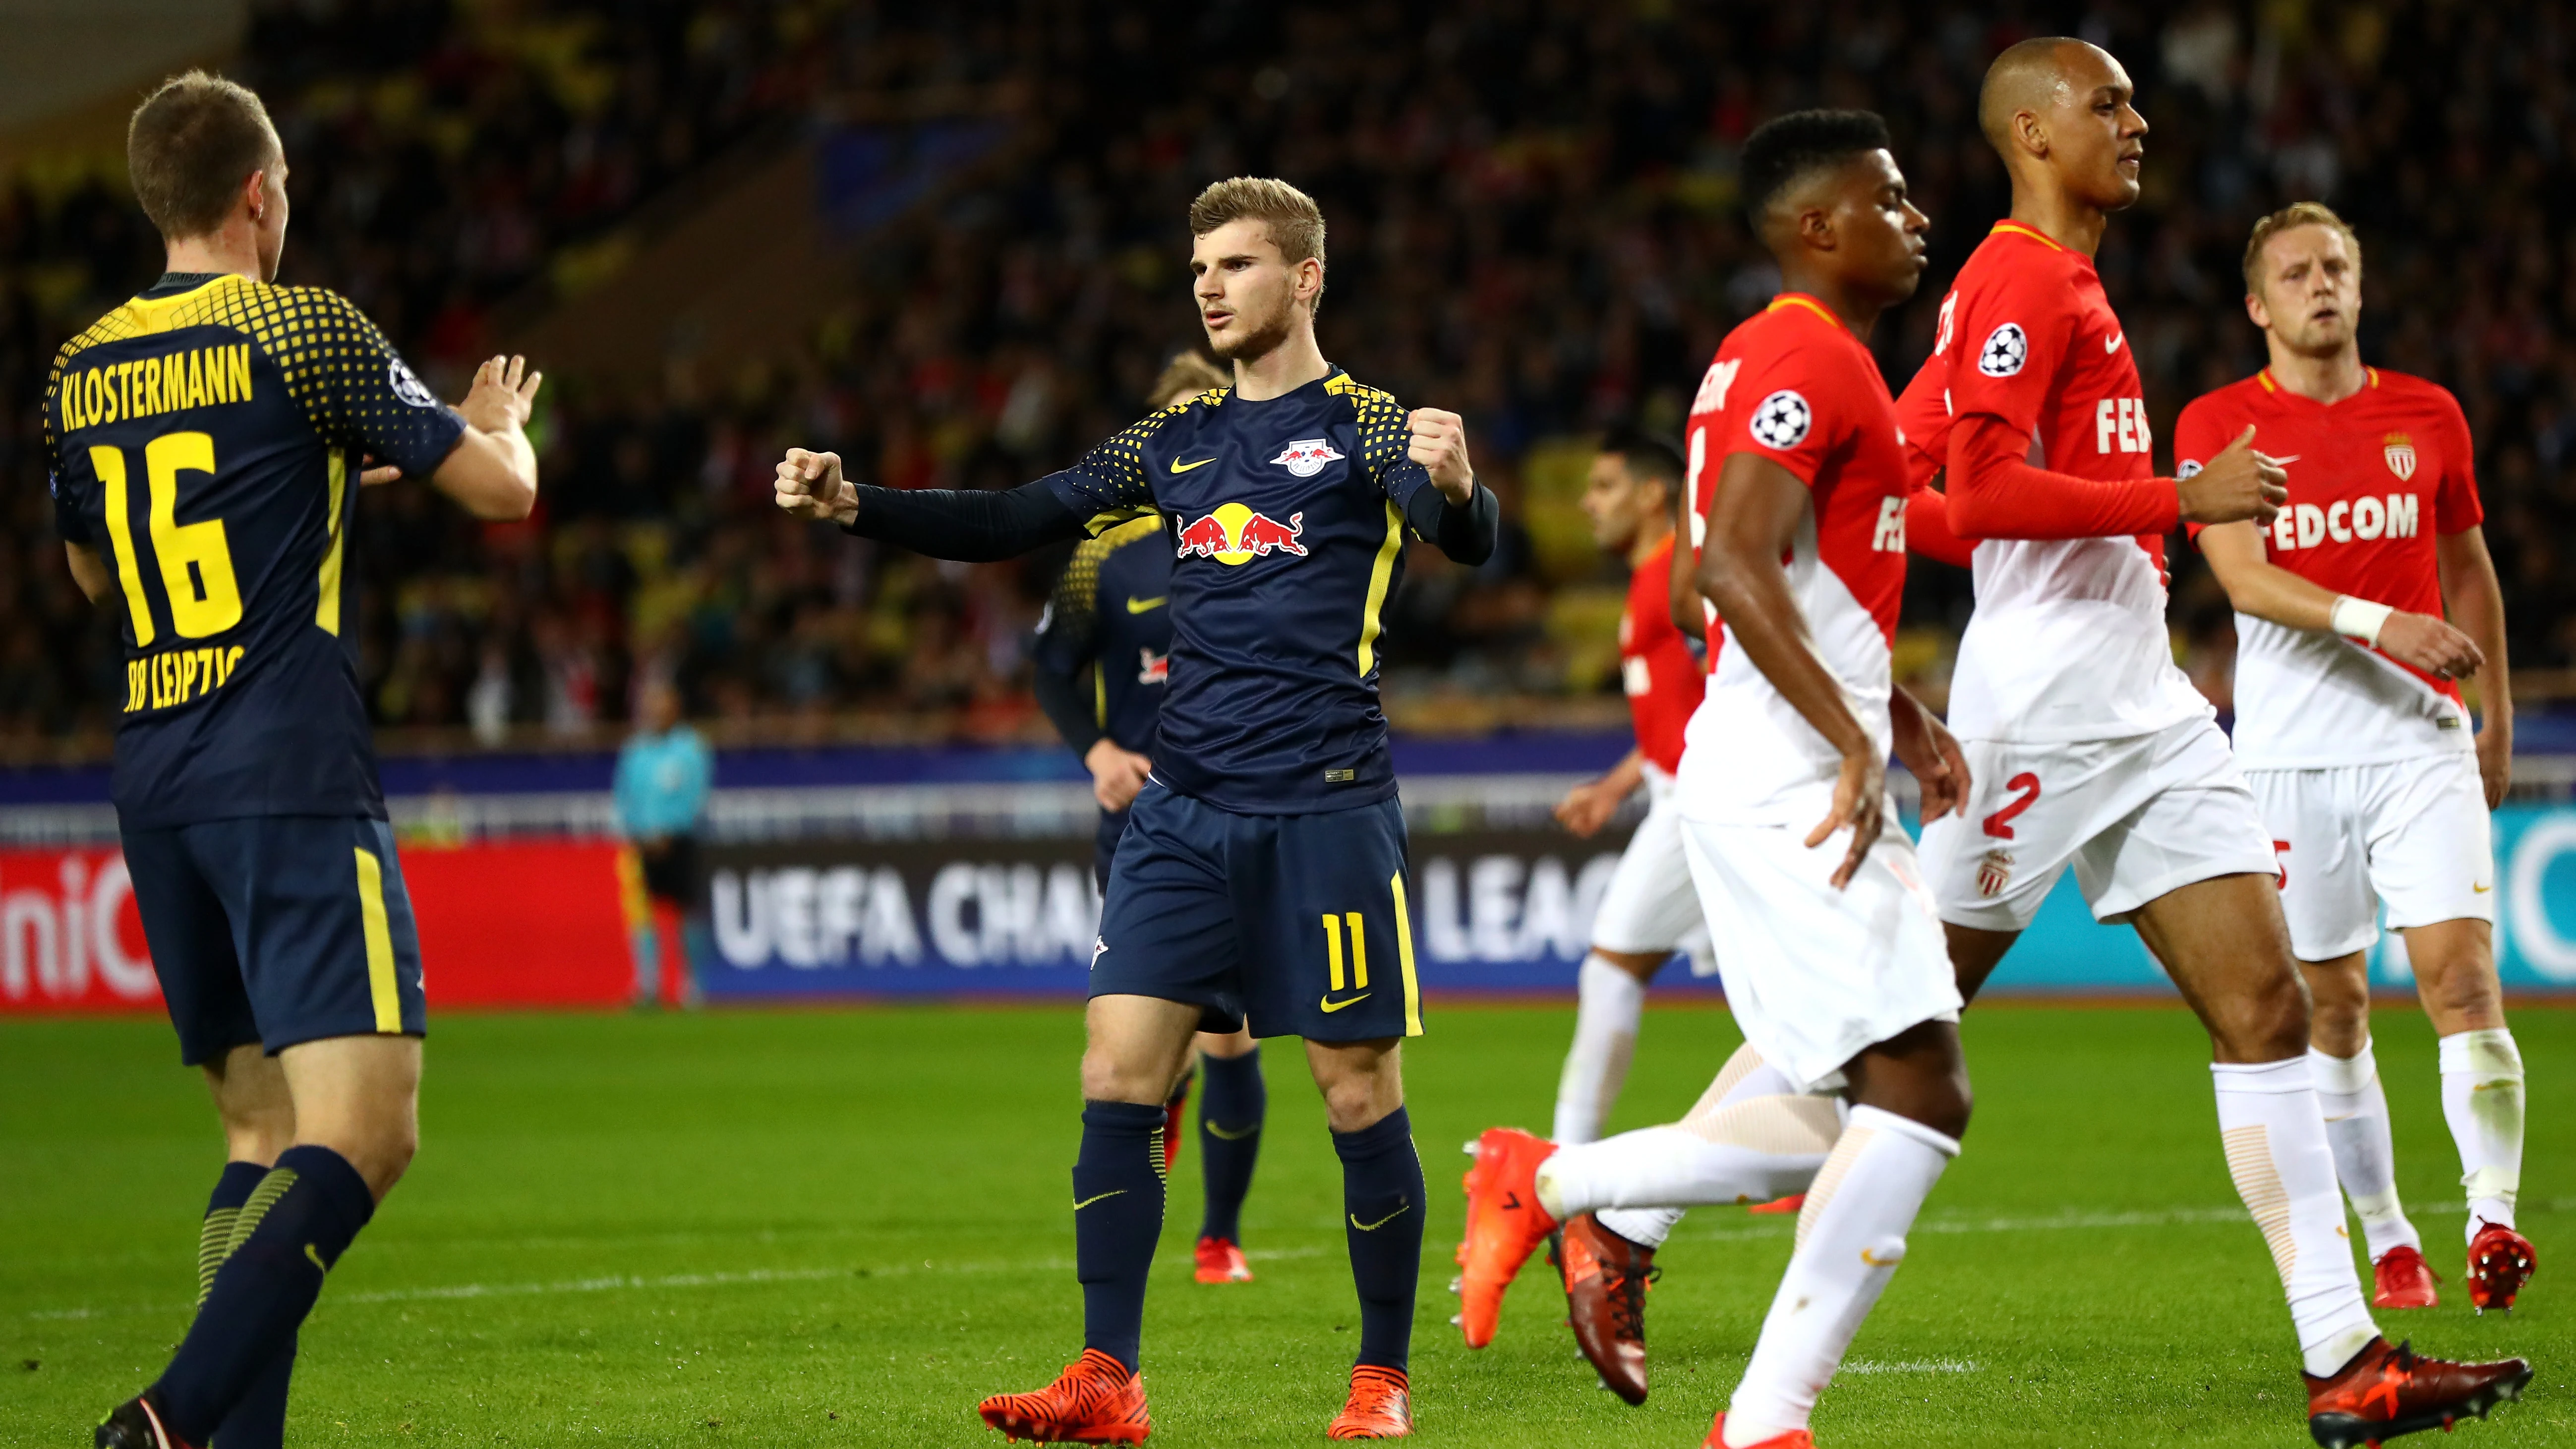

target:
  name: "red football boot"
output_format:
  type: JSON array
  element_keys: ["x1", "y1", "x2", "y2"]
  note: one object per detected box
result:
[
  {"x1": 2372, "y1": 1245, "x2": 2439, "y2": 1309},
  {"x1": 977, "y1": 1349, "x2": 1152, "y2": 1444},
  {"x1": 2304, "y1": 1337, "x2": 2531, "y2": 1448},
  {"x1": 1193, "y1": 1235, "x2": 1253, "y2": 1283},
  {"x1": 1456, "y1": 1127, "x2": 1558, "y2": 1348},
  {"x1": 2465, "y1": 1220, "x2": 2535, "y2": 1314},
  {"x1": 1747, "y1": 1194, "x2": 1806, "y2": 1216},
  {"x1": 1701, "y1": 1414, "x2": 1814, "y2": 1448},
  {"x1": 1326, "y1": 1365, "x2": 1412, "y2": 1439},
  {"x1": 1553, "y1": 1214, "x2": 1657, "y2": 1405}
]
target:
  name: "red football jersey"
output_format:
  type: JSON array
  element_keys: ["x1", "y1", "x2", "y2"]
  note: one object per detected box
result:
[
  {"x1": 2175, "y1": 367, "x2": 2483, "y2": 766},
  {"x1": 1894, "y1": 222, "x2": 2210, "y2": 743},
  {"x1": 1621, "y1": 533, "x2": 1699, "y2": 774},
  {"x1": 1676, "y1": 293, "x2": 1912, "y2": 822}
]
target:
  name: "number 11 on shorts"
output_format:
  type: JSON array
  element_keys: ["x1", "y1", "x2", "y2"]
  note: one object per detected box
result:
[{"x1": 1321, "y1": 912, "x2": 1370, "y2": 994}]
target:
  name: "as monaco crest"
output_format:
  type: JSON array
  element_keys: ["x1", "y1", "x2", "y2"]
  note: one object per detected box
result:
[
  {"x1": 2383, "y1": 432, "x2": 2418, "y2": 481},
  {"x1": 1976, "y1": 848, "x2": 2014, "y2": 899}
]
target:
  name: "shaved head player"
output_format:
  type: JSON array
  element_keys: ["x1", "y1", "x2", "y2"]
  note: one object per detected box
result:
[{"x1": 1896, "y1": 38, "x2": 2529, "y2": 1447}]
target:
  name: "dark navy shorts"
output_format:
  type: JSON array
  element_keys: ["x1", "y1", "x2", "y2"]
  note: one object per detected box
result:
[
  {"x1": 1092, "y1": 781, "x2": 1422, "y2": 1043},
  {"x1": 121, "y1": 815, "x2": 427, "y2": 1066}
]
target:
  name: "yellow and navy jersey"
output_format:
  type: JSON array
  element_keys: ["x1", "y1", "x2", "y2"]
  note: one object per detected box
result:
[
  {"x1": 1034, "y1": 516, "x2": 1172, "y2": 756},
  {"x1": 43, "y1": 272, "x2": 467, "y2": 828},
  {"x1": 1039, "y1": 368, "x2": 1434, "y2": 813}
]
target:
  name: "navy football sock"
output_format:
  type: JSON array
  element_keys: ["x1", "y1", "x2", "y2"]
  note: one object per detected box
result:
[
  {"x1": 197, "y1": 1162, "x2": 293, "y2": 1449},
  {"x1": 1335, "y1": 1106, "x2": 1425, "y2": 1373},
  {"x1": 1195, "y1": 1047, "x2": 1266, "y2": 1244},
  {"x1": 1073, "y1": 1100, "x2": 1169, "y2": 1375},
  {"x1": 153, "y1": 1146, "x2": 373, "y2": 1440}
]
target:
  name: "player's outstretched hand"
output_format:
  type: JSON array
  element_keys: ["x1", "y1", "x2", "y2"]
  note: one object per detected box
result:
[
  {"x1": 2177, "y1": 425, "x2": 2287, "y2": 527},
  {"x1": 1890, "y1": 687, "x2": 1972, "y2": 822},
  {"x1": 1809, "y1": 748, "x2": 1887, "y2": 890},
  {"x1": 1554, "y1": 778, "x2": 1622, "y2": 838},
  {"x1": 1407, "y1": 408, "x2": 1475, "y2": 504},
  {"x1": 2378, "y1": 611, "x2": 2484, "y2": 681},
  {"x1": 775, "y1": 448, "x2": 858, "y2": 525},
  {"x1": 460, "y1": 354, "x2": 542, "y2": 435}
]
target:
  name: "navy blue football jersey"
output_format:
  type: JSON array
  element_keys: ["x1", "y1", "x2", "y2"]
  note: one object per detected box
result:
[
  {"x1": 1041, "y1": 369, "x2": 1440, "y2": 813},
  {"x1": 1033, "y1": 516, "x2": 1172, "y2": 756},
  {"x1": 44, "y1": 273, "x2": 467, "y2": 828}
]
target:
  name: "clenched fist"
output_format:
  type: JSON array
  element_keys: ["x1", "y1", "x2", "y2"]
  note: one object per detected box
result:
[
  {"x1": 1407, "y1": 407, "x2": 1475, "y2": 505},
  {"x1": 775, "y1": 448, "x2": 858, "y2": 525}
]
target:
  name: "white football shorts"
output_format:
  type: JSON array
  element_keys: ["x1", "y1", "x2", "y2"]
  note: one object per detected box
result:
[
  {"x1": 2247, "y1": 752, "x2": 2496, "y2": 961},
  {"x1": 1920, "y1": 715, "x2": 2281, "y2": 931},
  {"x1": 1590, "y1": 766, "x2": 1717, "y2": 975},
  {"x1": 1680, "y1": 810, "x2": 1961, "y2": 1093}
]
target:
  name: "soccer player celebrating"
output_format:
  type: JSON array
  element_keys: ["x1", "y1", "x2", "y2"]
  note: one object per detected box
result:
[
  {"x1": 1547, "y1": 426, "x2": 1717, "y2": 1150},
  {"x1": 1462, "y1": 110, "x2": 1980, "y2": 1448},
  {"x1": 55, "y1": 74, "x2": 542, "y2": 1449},
  {"x1": 777, "y1": 177, "x2": 1498, "y2": 1441},
  {"x1": 1030, "y1": 348, "x2": 1270, "y2": 1288},
  {"x1": 1897, "y1": 39, "x2": 2529, "y2": 1443},
  {"x1": 2177, "y1": 202, "x2": 2533, "y2": 1314}
]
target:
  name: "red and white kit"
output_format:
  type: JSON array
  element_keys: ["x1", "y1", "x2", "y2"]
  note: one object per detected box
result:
[
  {"x1": 2175, "y1": 369, "x2": 2493, "y2": 959},
  {"x1": 1588, "y1": 534, "x2": 1715, "y2": 973},
  {"x1": 1898, "y1": 223, "x2": 2277, "y2": 928},
  {"x1": 1675, "y1": 294, "x2": 1959, "y2": 1091}
]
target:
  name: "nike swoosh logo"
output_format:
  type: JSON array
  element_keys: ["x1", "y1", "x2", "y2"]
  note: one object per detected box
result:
[
  {"x1": 1319, "y1": 992, "x2": 1371, "y2": 1013},
  {"x1": 304, "y1": 1243, "x2": 327, "y2": 1272},
  {"x1": 2104, "y1": 331, "x2": 2123, "y2": 353},
  {"x1": 1073, "y1": 1190, "x2": 1128, "y2": 1211},
  {"x1": 1861, "y1": 1247, "x2": 1900, "y2": 1266},
  {"x1": 1125, "y1": 595, "x2": 1167, "y2": 614},
  {"x1": 1205, "y1": 1120, "x2": 1260, "y2": 1141},
  {"x1": 1350, "y1": 1203, "x2": 1411, "y2": 1231},
  {"x1": 1168, "y1": 457, "x2": 1216, "y2": 473},
  {"x1": 2474, "y1": 882, "x2": 2492, "y2": 893}
]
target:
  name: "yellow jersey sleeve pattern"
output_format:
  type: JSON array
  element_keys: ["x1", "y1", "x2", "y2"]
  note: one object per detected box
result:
[
  {"x1": 1324, "y1": 373, "x2": 1435, "y2": 530},
  {"x1": 53, "y1": 276, "x2": 465, "y2": 479},
  {"x1": 1051, "y1": 391, "x2": 1223, "y2": 537}
]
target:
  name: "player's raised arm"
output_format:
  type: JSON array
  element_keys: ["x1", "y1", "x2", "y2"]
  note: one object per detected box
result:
[{"x1": 1397, "y1": 406, "x2": 1500, "y2": 564}]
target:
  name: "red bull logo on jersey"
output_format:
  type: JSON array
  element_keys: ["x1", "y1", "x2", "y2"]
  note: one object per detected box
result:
[
  {"x1": 1271, "y1": 438, "x2": 1345, "y2": 477},
  {"x1": 1175, "y1": 502, "x2": 1307, "y2": 566},
  {"x1": 1138, "y1": 647, "x2": 1169, "y2": 685},
  {"x1": 2384, "y1": 432, "x2": 2418, "y2": 480}
]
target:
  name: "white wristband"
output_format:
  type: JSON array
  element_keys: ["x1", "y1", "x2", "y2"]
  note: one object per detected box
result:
[{"x1": 2330, "y1": 595, "x2": 2393, "y2": 647}]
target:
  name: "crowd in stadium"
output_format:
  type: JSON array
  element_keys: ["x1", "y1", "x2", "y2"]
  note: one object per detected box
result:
[{"x1": 5, "y1": 0, "x2": 2575, "y2": 755}]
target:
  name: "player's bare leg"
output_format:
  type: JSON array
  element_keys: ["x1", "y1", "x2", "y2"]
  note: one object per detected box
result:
[
  {"x1": 980, "y1": 995, "x2": 1195, "y2": 1445},
  {"x1": 1941, "y1": 923, "x2": 2020, "y2": 1005},
  {"x1": 2389, "y1": 918, "x2": 2532, "y2": 1310},
  {"x1": 1555, "y1": 947, "x2": 1665, "y2": 1144},
  {"x1": 1304, "y1": 1038, "x2": 1418, "y2": 1438},
  {"x1": 1188, "y1": 1025, "x2": 1264, "y2": 1283},
  {"x1": 2299, "y1": 949, "x2": 2435, "y2": 1306},
  {"x1": 1712, "y1": 1021, "x2": 1969, "y2": 1448}
]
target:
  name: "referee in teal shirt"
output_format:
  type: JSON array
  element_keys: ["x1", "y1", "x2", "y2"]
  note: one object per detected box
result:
[{"x1": 614, "y1": 679, "x2": 712, "y2": 1006}]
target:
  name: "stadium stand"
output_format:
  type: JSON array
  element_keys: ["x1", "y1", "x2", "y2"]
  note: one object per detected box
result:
[{"x1": 5, "y1": 0, "x2": 2576, "y2": 760}]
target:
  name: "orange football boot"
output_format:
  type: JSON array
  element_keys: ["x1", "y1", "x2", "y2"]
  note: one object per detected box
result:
[
  {"x1": 1747, "y1": 1193, "x2": 1806, "y2": 1215},
  {"x1": 2465, "y1": 1220, "x2": 2535, "y2": 1314},
  {"x1": 1456, "y1": 1127, "x2": 1558, "y2": 1347},
  {"x1": 1327, "y1": 1365, "x2": 1412, "y2": 1439},
  {"x1": 1193, "y1": 1235, "x2": 1253, "y2": 1283},
  {"x1": 2371, "y1": 1245, "x2": 2439, "y2": 1309},
  {"x1": 1702, "y1": 1414, "x2": 1814, "y2": 1448},
  {"x1": 977, "y1": 1349, "x2": 1152, "y2": 1444},
  {"x1": 2305, "y1": 1337, "x2": 2531, "y2": 1448}
]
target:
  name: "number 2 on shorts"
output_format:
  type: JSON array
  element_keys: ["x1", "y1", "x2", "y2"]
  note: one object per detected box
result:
[{"x1": 1982, "y1": 771, "x2": 2042, "y2": 840}]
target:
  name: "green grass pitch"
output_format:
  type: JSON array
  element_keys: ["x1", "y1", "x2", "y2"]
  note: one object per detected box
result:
[{"x1": 4, "y1": 1001, "x2": 2568, "y2": 1447}]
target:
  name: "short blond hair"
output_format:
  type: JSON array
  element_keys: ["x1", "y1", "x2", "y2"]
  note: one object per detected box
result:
[
  {"x1": 1149, "y1": 350, "x2": 1229, "y2": 407},
  {"x1": 1189, "y1": 176, "x2": 1327, "y2": 305},
  {"x1": 2243, "y1": 201, "x2": 2363, "y2": 296}
]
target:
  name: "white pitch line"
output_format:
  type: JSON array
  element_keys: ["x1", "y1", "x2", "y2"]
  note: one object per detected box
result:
[{"x1": 1840, "y1": 1359, "x2": 1979, "y2": 1375}]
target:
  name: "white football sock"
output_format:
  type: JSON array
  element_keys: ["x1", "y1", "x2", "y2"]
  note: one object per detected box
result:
[
  {"x1": 1590, "y1": 1043, "x2": 1808, "y2": 1250},
  {"x1": 1554, "y1": 954, "x2": 1649, "y2": 1145},
  {"x1": 2212, "y1": 1059, "x2": 2380, "y2": 1378},
  {"x1": 1722, "y1": 1106, "x2": 1956, "y2": 1447},
  {"x1": 2308, "y1": 1043, "x2": 2420, "y2": 1260},
  {"x1": 1537, "y1": 1095, "x2": 1840, "y2": 1220},
  {"x1": 2438, "y1": 1029, "x2": 2524, "y2": 1239}
]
